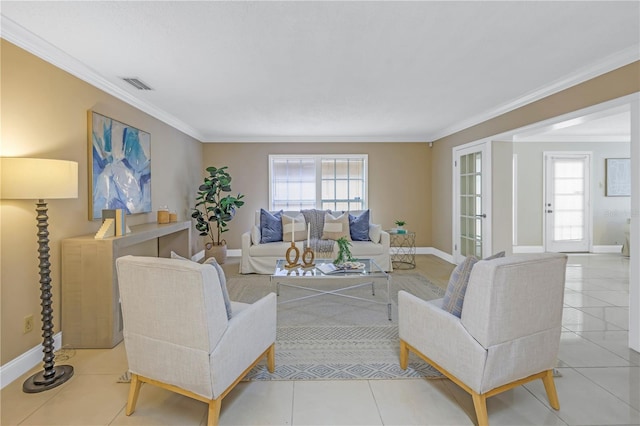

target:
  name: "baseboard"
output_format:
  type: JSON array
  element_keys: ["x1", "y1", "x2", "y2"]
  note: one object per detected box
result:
[
  {"x1": 227, "y1": 249, "x2": 241, "y2": 257},
  {"x1": 0, "y1": 332, "x2": 62, "y2": 389},
  {"x1": 592, "y1": 245, "x2": 623, "y2": 253},
  {"x1": 513, "y1": 245, "x2": 545, "y2": 253},
  {"x1": 416, "y1": 247, "x2": 454, "y2": 263}
]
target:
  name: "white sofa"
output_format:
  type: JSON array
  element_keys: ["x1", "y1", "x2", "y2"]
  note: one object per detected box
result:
[{"x1": 240, "y1": 209, "x2": 391, "y2": 274}]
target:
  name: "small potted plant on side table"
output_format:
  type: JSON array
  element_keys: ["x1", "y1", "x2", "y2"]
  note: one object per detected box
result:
[{"x1": 394, "y1": 220, "x2": 407, "y2": 234}]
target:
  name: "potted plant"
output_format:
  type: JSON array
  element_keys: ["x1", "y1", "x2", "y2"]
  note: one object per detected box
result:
[
  {"x1": 192, "y1": 166, "x2": 244, "y2": 264},
  {"x1": 394, "y1": 220, "x2": 406, "y2": 230},
  {"x1": 334, "y1": 237, "x2": 354, "y2": 265}
]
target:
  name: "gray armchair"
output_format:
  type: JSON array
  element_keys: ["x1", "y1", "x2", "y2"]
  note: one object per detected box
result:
[
  {"x1": 399, "y1": 253, "x2": 567, "y2": 426},
  {"x1": 116, "y1": 255, "x2": 276, "y2": 426}
]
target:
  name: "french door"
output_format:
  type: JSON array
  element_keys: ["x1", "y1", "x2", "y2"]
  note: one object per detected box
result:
[
  {"x1": 453, "y1": 142, "x2": 491, "y2": 264},
  {"x1": 544, "y1": 152, "x2": 591, "y2": 252}
]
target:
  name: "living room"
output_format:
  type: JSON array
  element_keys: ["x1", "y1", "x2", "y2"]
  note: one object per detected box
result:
[{"x1": 1, "y1": 2, "x2": 639, "y2": 425}]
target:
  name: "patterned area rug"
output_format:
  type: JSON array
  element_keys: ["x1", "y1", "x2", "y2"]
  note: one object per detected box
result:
[
  {"x1": 244, "y1": 324, "x2": 443, "y2": 381},
  {"x1": 118, "y1": 272, "x2": 446, "y2": 382},
  {"x1": 239, "y1": 272, "x2": 446, "y2": 380}
]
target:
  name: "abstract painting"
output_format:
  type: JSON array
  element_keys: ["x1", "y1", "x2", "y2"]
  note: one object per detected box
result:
[
  {"x1": 605, "y1": 158, "x2": 631, "y2": 197},
  {"x1": 88, "y1": 111, "x2": 151, "y2": 220}
]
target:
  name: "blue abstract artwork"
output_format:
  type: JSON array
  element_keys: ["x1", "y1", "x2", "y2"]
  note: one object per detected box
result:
[{"x1": 89, "y1": 111, "x2": 151, "y2": 220}]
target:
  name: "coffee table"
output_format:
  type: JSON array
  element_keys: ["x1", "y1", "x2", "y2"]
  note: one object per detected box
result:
[{"x1": 270, "y1": 258, "x2": 392, "y2": 320}]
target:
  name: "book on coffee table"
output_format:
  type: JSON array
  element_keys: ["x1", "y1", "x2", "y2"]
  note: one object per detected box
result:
[{"x1": 317, "y1": 262, "x2": 365, "y2": 274}]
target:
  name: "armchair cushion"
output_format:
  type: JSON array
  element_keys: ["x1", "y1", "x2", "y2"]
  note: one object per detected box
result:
[{"x1": 441, "y1": 255, "x2": 478, "y2": 317}]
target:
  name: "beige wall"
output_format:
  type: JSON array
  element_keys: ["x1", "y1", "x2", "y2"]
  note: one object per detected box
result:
[
  {"x1": 0, "y1": 41, "x2": 204, "y2": 365},
  {"x1": 431, "y1": 61, "x2": 640, "y2": 253},
  {"x1": 201, "y1": 143, "x2": 432, "y2": 250}
]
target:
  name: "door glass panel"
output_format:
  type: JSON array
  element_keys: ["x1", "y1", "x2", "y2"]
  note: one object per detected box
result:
[
  {"x1": 553, "y1": 159, "x2": 585, "y2": 242},
  {"x1": 459, "y1": 152, "x2": 483, "y2": 259}
]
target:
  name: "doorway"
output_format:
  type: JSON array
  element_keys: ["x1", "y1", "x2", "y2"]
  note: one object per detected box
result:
[
  {"x1": 544, "y1": 152, "x2": 591, "y2": 252},
  {"x1": 453, "y1": 141, "x2": 492, "y2": 264}
]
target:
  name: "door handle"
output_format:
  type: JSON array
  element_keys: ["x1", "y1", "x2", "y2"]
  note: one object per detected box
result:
[
  {"x1": 547, "y1": 210, "x2": 553, "y2": 213},
  {"x1": 475, "y1": 214, "x2": 487, "y2": 218}
]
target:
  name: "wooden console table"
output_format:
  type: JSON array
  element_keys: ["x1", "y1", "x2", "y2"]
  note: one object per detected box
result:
[{"x1": 61, "y1": 221, "x2": 191, "y2": 348}]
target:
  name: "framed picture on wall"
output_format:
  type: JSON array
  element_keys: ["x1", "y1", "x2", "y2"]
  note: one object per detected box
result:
[
  {"x1": 88, "y1": 111, "x2": 152, "y2": 219},
  {"x1": 605, "y1": 158, "x2": 630, "y2": 197}
]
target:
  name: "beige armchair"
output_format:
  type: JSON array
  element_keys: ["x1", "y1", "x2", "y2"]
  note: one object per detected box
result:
[
  {"x1": 116, "y1": 255, "x2": 276, "y2": 426},
  {"x1": 399, "y1": 253, "x2": 567, "y2": 426}
]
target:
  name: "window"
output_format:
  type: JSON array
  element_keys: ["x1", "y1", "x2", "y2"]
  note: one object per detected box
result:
[{"x1": 269, "y1": 155, "x2": 367, "y2": 211}]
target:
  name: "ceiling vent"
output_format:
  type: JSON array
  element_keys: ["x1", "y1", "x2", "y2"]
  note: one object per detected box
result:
[{"x1": 121, "y1": 77, "x2": 153, "y2": 91}]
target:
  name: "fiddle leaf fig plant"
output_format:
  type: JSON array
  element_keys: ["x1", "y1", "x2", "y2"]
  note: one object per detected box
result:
[{"x1": 192, "y1": 166, "x2": 245, "y2": 248}]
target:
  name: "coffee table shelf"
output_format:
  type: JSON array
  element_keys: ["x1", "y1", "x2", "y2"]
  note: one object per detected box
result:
[{"x1": 270, "y1": 258, "x2": 392, "y2": 320}]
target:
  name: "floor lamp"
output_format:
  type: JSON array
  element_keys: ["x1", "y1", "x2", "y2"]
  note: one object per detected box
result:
[{"x1": 1, "y1": 157, "x2": 78, "y2": 393}]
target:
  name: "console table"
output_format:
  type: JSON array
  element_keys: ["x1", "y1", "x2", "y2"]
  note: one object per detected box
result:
[{"x1": 61, "y1": 221, "x2": 191, "y2": 348}]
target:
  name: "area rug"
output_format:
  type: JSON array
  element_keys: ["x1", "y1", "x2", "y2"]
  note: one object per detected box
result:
[{"x1": 118, "y1": 272, "x2": 446, "y2": 382}]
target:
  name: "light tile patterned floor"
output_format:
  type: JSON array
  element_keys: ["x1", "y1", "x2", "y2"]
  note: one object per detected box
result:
[{"x1": 1, "y1": 254, "x2": 638, "y2": 425}]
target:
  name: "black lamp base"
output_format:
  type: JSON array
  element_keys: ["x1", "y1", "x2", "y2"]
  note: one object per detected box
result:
[{"x1": 23, "y1": 365, "x2": 74, "y2": 393}]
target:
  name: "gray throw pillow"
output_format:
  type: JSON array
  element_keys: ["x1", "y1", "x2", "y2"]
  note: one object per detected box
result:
[
  {"x1": 260, "y1": 209, "x2": 283, "y2": 243},
  {"x1": 441, "y1": 256, "x2": 479, "y2": 318},
  {"x1": 349, "y1": 210, "x2": 371, "y2": 241},
  {"x1": 170, "y1": 251, "x2": 232, "y2": 320},
  {"x1": 203, "y1": 257, "x2": 233, "y2": 320}
]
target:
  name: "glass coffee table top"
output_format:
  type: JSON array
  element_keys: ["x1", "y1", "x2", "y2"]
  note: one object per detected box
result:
[
  {"x1": 272, "y1": 258, "x2": 386, "y2": 277},
  {"x1": 271, "y1": 258, "x2": 391, "y2": 320}
]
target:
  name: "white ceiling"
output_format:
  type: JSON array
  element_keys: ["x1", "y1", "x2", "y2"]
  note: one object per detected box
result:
[{"x1": 1, "y1": 1, "x2": 638, "y2": 143}]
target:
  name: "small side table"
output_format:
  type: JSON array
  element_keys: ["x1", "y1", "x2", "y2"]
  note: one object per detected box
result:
[{"x1": 388, "y1": 230, "x2": 416, "y2": 269}]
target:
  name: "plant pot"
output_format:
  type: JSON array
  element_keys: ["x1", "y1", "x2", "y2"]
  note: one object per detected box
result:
[{"x1": 205, "y1": 243, "x2": 227, "y2": 264}]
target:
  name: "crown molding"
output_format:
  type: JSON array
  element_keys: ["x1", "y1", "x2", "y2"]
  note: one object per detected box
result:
[
  {"x1": 201, "y1": 135, "x2": 428, "y2": 143},
  {"x1": 428, "y1": 46, "x2": 640, "y2": 142},
  {"x1": 1, "y1": 16, "x2": 205, "y2": 142}
]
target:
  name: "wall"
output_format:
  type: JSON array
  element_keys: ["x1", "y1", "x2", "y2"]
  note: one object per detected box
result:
[
  {"x1": 0, "y1": 40, "x2": 204, "y2": 365},
  {"x1": 431, "y1": 61, "x2": 640, "y2": 253},
  {"x1": 514, "y1": 141, "x2": 630, "y2": 247},
  {"x1": 200, "y1": 142, "x2": 432, "y2": 251},
  {"x1": 491, "y1": 141, "x2": 514, "y2": 255}
]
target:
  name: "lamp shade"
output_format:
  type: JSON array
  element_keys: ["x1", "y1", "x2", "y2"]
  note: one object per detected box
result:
[{"x1": 1, "y1": 158, "x2": 78, "y2": 200}]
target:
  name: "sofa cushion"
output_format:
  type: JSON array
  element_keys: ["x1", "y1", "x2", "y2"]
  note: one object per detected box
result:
[
  {"x1": 349, "y1": 210, "x2": 371, "y2": 241},
  {"x1": 350, "y1": 240, "x2": 384, "y2": 256},
  {"x1": 441, "y1": 255, "x2": 479, "y2": 318},
  {"x1": 251, "y1": 225, "x2": 261, "y2": 245},
  {"x1": 369, "y1": 223, "x2": 382, "y2": 244},
  {"x1": 282, "y1": 212, "x2": 307, "y2": 242},
  {"x1": 260, "y1": 209, "x2": 283, "y2": 243},
  {"x1": 322, "y1": 212, "x2": 351, "y2": 240}
]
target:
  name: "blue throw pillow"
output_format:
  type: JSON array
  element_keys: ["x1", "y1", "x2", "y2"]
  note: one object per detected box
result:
[
  {"x1": 260, "y1": 209, "x2": 283, "y2": 243},
  {"x1": 349, "y1": 210, "x2": 371, "y2": 241}
]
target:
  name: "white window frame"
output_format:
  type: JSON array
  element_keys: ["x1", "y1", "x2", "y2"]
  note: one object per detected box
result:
[{"x1": 269, "y1": 154, "x2": 368, "y2": 211}]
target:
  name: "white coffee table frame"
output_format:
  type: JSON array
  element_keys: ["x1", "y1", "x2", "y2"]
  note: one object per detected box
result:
[{"x1": 270, "y1": 258, "x2": 392, "y2": 321}]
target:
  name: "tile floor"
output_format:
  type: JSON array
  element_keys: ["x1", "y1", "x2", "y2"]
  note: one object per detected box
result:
[{"x1": 1, "y1": 254, "x2": 639, "y2": 425}]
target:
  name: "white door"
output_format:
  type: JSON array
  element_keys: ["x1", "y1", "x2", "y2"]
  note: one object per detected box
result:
[
  {"x1": 453, "y1": 142, "x2": 492, "y2": 264},
  {"x1": 544, "y1": 152, "x2": 591, "y2": 252}
]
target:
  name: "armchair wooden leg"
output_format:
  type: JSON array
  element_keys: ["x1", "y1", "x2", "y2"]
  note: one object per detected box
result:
[
  {"x1": 267, "y1": 343, "x2": 276, "y2": 373},
  {"x1": 541, "y1": 369, "x2": 560, "y2": 410},
  {"x1": 207, "y1": 398, "x2": 222, "y2": 426},
  {"x1": 399, "y1": 339, "x2": 409, "y2": 370},
  {"x1": 471, "y1": 392, "x2": 489, "y2": 426},
  {"x1": 126, "y1": 373, "x2": 142, "y2": 416}
]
